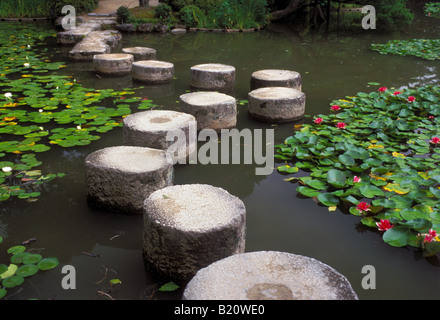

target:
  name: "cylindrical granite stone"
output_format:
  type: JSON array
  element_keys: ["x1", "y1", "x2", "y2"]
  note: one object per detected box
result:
[
  {"x1": 250, "y1": 69, "x2": 302, "y2": 90},
  {"x1": 132, "y1": 60, "x2": 174, "y2": 84},
  {"x1": 122, "y1": 47, "x2": 157, "y2": 60},
  {"x1": 123, "y1": 110, "x2": 196, "y2": 164},
  {"x1": 143, "y1": 184, "x2": 246, "y2": 283},
  {"x1": 179, "y1": 91, "x2": 237, "y2": 131},
  {"x1": 190, "y1": 63, "x2": 235, "y2": 91},
  {"x1": 248, "y1": 86, "x2": 306, "y2": 122},
  {"x1": 85, "y1": 146, "x2": 173, "y2": 214},
  {"x1": 93, "y1": 53, "x2": 134, "y2": 76},
  {"x1": 183, "y1": 251, "x2": 358, "y2": 300}
]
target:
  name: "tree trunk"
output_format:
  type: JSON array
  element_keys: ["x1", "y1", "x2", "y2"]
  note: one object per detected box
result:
[
  {"x1": 139, "y1": 0, "x2": 148, "y2": 6},
  {"x1": 270, "y1": 0, "x2": 307, "y2": 21}
]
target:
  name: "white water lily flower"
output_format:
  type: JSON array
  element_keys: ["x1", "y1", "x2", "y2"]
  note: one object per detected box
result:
[
  {"x1": 39, "y1": 126, "x2": 44, "y2": 131},
  {"x1": 2, "y1": 167, "x2": 12, "y2": 173},
  {"x1": 4, "y1": 92, "x2": 12, "y2": 99},
  {"x1": 23, "y1": 63, "x2": 30, "y2": 67},
  {"x1": 76, "y1": 125, "x2": 81, "y2": 130},
  {"x1": 38, "y1": 109, "x2": 43, "y2": 113}
]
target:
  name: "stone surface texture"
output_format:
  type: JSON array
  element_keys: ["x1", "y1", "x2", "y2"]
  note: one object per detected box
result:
[
  {"x1": 250, "y1": 69, "x2": 302, "y2": 90},
  {"x1": 190, "y1": 63, "x2": 236, "y2": 91},
  {"x1": 179, "y1": 91, "x2": 237, "y2": 130},
  {"x1": 183, "y1": 251, "x2": 359, "y2": 300},
  {"x1": 122, "y1": 47, "x2": 157, "y2": 60},
  {"x1": 93, "y1": 53, "x2": 134, "y2": 76},
  {"x1": 123, "y1": 110, "x2": 196, "y2": 163},
  {"x1": 248, "y1": 86, "x2": 306, "y2": 122},
  {"x1": 85, "y1": 146, "x2": 173, "y2": 214},
  {"x1": 143, "y1": 184, "x2": 246, "y2": 283},
  {"x1": 132, "y1": 60, "x2": 174, "y2": 83}
]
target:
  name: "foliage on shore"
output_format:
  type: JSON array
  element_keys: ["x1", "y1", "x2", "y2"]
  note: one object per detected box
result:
[
  {"x1": 371, "y1": 39, "x2": 440, "y2": 61},
  {"x1": 0, "y1": 0, "x2": 98, "y2": 18}
]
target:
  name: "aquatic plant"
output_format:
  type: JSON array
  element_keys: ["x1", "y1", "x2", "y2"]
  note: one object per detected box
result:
[
  {"x1": 371, "y1": 39, "x2": 440, "y2": 61},
  {"x1": 0, "y1": 23, "x2": 156, "y2": 202},
  {"x1": 0, "y1": 236, "x2": 59, "y2": 299},
  {"x1": 276, "y1": 85, "x2": 440, "y2": 257},
  {"x1": 424, "y1": 2, "x2": 440, "y2": 17}
]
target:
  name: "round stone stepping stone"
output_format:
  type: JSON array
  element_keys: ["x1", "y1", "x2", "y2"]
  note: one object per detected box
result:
[
  {"x1": 85, "y1": 146, "x2": 173, "y2": 214},
  {"x1": 132, "y1": 60, "x2": 174, "y2": 84},
  {"x1": 122, "y1": 47, "x2": 157, "y2": 61},
  {"x1": 251, "y1": 69, "x2": 302, "y2": 90},
  {"x1": 248, "y1": 86, "x2": 305, "y2": 122},
  {"x1": 93, "y1": 53, "x2": 134, "y2": 76},
  {"x1": 190, "y1": 63, "x2": 235, "y2": 91},
  {"x1": 179, "y1": 91, "x2": 237, "y2": 130},
  {"x1": 183, "y1": 251, "x2": 358, "y2": 300},
  {"x1": 143, "y1": 184, "x2": 246, "y2": 283},
  {"x1": 123, "y1": 110, "x2": 196, "y2": 164}
]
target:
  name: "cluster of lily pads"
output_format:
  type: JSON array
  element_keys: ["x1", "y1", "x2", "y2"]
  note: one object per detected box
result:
[
  {"x1": 0, "y1": 23, "x2": 157, "y2": 202},
  {"x1": 0, "y1": 236, "x2": 59, "y2": 299},
  {"x1": 276, "y1": 84, "x2": 440, "y2": 256},
  {"x1": 371, "y1": 39, "x2": 440, "y2": 61},
  {"x1": 424, "y1": 2, "x2": 440, "y2": 17}
]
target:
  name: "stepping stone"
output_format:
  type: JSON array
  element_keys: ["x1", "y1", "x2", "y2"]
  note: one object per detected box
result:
[
  {"x1": 179, "y1": 91, "x2": 237, "y2": 131},
  {"x1": 85, "y1": 146, "x2": 173, "y2": 214},
  {"x1": 248, "y1": 87, "x2": 305, "y2": 122},
  {"x1": 123, "y1": 110, "x2": 196, "y2": 164},
  {"x1": 132, "y1": 60, "x2": 174, "y2": 84},
  {"x1": 190, "y1": 63, "x2": 235, "y2": 91},
  {"x1": 183, "y1": 251, "x2": 358, "y2": 300},
  {"x1": 143, "y1": 184, "x2": 246, "y2": 283},
  {"x1": 251, "y1": 69, "x2": 302, "y2": 90},
  {"x1": 93, "y1": 53, "x2": 134, "y2": 76},
  {"x1": 69, "y1": 30, "x2": 122, "y2": 61},
  {"x1": 57, "y1": 22, "x2": 102, "y2": 45},
  {"x1": 122, "y1": 47, "x2": 157, "y2": 61}
]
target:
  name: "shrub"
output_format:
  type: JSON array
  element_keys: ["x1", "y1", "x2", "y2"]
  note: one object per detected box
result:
[
  {"x1": 192, "y1": 0, "x2": 222, "y2": 13},
  {"x1": 155, "y1": 3, "x2": 172, "y2": 20},
  {"x1": 167, "y1": 0, "x2": 194, "y2": 11},
  {"x1": 179, "y1": 5, "x2": 204, "y2": 27},
  {"x1": 116, "y1": 5, "x2": 131, "y2": 23}
]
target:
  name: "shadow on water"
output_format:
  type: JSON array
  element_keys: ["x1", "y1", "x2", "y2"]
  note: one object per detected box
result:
[{"x1": 1, "y1": 4, "x2": 440, "y2": 299}]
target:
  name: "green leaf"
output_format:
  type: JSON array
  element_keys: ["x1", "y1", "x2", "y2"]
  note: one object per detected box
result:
[
  {"x1": 317, "y1": 193, "x2": 340, "y2": 207},
  {"x1": 382, "y1": 226, "x2": 412, "y2": 247},
  {"x1": 37, "y1": 257, "x2": 59, "y2": 271},
  {"x1": 297, "y1": 186, "x2": 320, "y2": 198},
  {"x1": 359, "y1": 184, "x2": 385, "y2": 198},
  {"x1": 2, "y1": 275, "x2": 24, "y2": 288},
  {"x1": 339, "y1": 154, "x2": 355, "y2": 166},
  {"x1": 326, "y1": 169, "x2": 347, "y2": 188},
  {"x1": 22, "y1": 254, "x2": 42, "y2": 264},
  {"x1": 16, "y1": 264, "x2": 39, "y2": 278},
  {"x1": 7, "y1": 246, "x2": 26, "y2": 255},
  {"x1": 0, "y1": 288, "x2": 7, "y2": 299},
  {"x1": 159, "y1": 282, "x2": 179, "y2": 292}
]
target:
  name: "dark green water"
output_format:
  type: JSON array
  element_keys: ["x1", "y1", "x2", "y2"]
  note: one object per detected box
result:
[{"x1": 1, "y1": 9, "x2": 440, "y2": 300}]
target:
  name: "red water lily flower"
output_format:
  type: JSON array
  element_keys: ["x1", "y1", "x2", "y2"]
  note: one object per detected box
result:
[
  {"x1": 331, "y1": 105, "x2": 341, "y2": 111},
  {"x1": 353, "y1": 176, "x2": 361, "y2": 183},
  {"x1": 378, "y1": 87, "x2": 387, "y2": 92},
  {"x1": 430, "y1": 137, "x2": 440, "y2": 144},
  {"x1": 314, "y1": 117, "x2": 323, "y2": 124},
  {"x1": 336, "y1": 122, "x2": 346, "y2": 129},
  {"x1": 407, "y1": 96, "x2": 415, "y2": 102},
  {"x1": 356, "y1": 202, "x2": 370, "y2": 213},
  {"x1": 376, "y1": 219, "x2": 393, "y2": 231},
  {"x1": 393, "y1": 91, "x2": 402, "y2": 96}
]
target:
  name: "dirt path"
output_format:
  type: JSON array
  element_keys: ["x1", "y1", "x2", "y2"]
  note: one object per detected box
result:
[{"x1": 90, "y1": 0, "x2": 140, "y2": 14}]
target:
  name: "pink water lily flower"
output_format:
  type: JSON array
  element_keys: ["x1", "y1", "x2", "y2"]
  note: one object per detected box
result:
[
  {"x1": 407, "y1": 96, "x2": 416, "y2": 102},
  {"x1": 356, "y1": 202, "x2": 370, "y2": 214},
  {"x1": 393, "y1": 91, "x2": 402, "y2": 96},
  {"x1": 430, "y1": 137, "x2": 440, "y2": 144},
  {"x1": 331, "y1": 105, "x2": 341, "y2": 111},
  {"x1": 336, "y1": 122, "x2": 346, "y2": 129},
  {"x1": 376, "y1": 219, "x2": 393, "y2": 231},
  {"x1": 314, "y1": 117, "x2": 323, "y2": 124},
  {"x1": 378, "y1": 87, "x2": 387, "y2": 92},
  {"x1": 353, "y1": 176, "x2": 361, "y2": 183}
]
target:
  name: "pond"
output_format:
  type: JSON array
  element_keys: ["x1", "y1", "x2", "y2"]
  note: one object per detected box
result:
[{"x1": 1, "y1": 8, "x2": 439, "y2": 300}]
